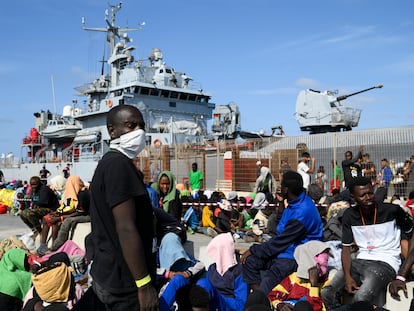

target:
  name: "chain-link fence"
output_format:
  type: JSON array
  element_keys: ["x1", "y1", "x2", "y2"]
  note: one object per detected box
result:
[{"x1": 136, "y1": 126, "x2": 414, "y2": 196}]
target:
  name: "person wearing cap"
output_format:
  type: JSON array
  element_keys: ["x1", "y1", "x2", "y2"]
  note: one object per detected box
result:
[
  {"x1": 227, "y1": 191, "x2": 239, "y2": 224},
  {"x1": 244, "y1": 193, "x2": 274, "y2": 243},
  {"x1": 268, "y1": 240, "x2": 331, "y2": 311},
  {"x1": 321, "y1": 176, "x2": 413, "y2": 309},
  {"x1": 211, "y1": 199, "x2": 234, "y2": 235},
  {"x1": 241, "y1": 171, "x2": 323, "y2": 295}
]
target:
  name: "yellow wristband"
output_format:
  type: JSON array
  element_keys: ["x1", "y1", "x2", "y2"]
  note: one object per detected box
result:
[{"x1": 135, "y1": 274, "x2": 151, "y2": 288}]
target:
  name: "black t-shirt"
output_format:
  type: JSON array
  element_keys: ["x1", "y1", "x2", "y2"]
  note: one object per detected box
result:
[
  {"x1": 88, "y1": 151, "x2": 155, "y2": 291},
  {"x1": 39, "y1": 168, "x2": 50, "y2": 179},
  {"x1": 76, "y1": 189, "x2": 90, "y2": 214},
  {"x1": 31, "y1": 184, "x2": 59, "y2": 210},
  {"x1": 342, "y1": 151, "x2": 363, "y2": 188}
]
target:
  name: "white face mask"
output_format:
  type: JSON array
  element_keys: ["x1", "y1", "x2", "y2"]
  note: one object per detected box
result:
[{"x1": 110, "y1": 128, "x2": 146, "y2": 159}]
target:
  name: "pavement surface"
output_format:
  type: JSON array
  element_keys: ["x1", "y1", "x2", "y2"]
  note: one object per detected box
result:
[{"x1": 0, "y1": 213, "x2": 31, "y2": 241}]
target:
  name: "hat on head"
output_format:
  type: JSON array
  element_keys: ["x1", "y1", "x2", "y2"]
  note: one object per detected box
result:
[
  {"x1": 227, "y1": 191, "x2": 238, "y2": 201},
  {"x1": 219, "y1": 199, "x2": 232, "y2": 211},
  {"x1": 251, "y1": 192, "x2": 268, "y2": 210},
  {"x1": 294, "y1": 240, "x2": 330, "y2": 279},
  {"x1": 256, "y1": 160, "x2": 262, "y2": 166}
]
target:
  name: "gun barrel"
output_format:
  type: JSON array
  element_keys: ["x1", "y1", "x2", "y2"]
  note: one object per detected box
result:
[{"x1": 336, "y1": 84, "x2": 383, "y2": 101}]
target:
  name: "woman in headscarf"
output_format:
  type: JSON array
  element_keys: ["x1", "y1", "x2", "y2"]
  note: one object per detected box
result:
[
  {"x1": 254, "y1": 166, "x2": 276, "y2": 196},
  {"x1": 196, "y1": 232, "x2": 248, "y2": 311},
  {"x1": 0, "y1": 248, "x2": 32, "y2": 311},
  {"x1": 154, "y1": 170, "x2": 183, "y2": 221}
]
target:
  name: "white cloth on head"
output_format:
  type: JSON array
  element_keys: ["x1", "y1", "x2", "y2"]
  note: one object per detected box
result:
[{"x1": 294, "y1": 240, "x2": 329, "y2": 279}]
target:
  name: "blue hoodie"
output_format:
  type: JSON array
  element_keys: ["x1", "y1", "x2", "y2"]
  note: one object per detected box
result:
[{"x1": 250, "y1": 192, "x2": 323, "y2": 260}]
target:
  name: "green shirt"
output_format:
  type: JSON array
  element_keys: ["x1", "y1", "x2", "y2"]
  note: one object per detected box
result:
[{"x1": 189, "y1": 170, "x2": 203, "y2": 190}]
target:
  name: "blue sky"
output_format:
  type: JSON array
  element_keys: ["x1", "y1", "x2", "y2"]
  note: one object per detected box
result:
[{"x1": 1, "y1": 0, "x2": 413, "y2": 157}]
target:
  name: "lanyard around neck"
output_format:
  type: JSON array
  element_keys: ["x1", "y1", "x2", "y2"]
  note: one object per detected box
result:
[{"x1": 359, "y1": 206, "x2": 377, "y2": 226}]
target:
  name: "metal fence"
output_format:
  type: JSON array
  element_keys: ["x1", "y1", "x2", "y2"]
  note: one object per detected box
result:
[{"x1": 137, "y1": 126, "x2": 414, "y2": 195}]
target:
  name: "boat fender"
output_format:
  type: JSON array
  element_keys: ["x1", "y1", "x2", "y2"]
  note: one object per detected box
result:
[
  {"x1": 107, "y1": 99, "x2": 113, "y2": 108},
  {"x1": 153, "y1": 139, "x2": 162, "y2": 147}
]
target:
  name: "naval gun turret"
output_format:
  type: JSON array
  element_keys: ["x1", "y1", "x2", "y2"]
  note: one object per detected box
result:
[{"x1": 295, "y1": 84, "x2": 383, "y2": 134}]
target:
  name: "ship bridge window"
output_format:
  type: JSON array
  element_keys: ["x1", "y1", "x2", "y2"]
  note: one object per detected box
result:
[
  {"x1": 188, "y1": 94, "x2": 196, "y2": 101},
  {"x1": 150, "y1": 89, "x2": 159, "y2": 96},
  {"x1": 161, "y1": 90, "x2": 169, "y2": 98},
  {"x1": 170, "y1": 91, "x2": 178, "y2": 99},
  {"x1": 169, "y1": 102, "x2": 176, "y2": 107},
  {"x1": 166, "y1": 68, "x2": 172, "y2": 74},
  {"x1": 159, "y1": 69, "x2": 164, "y2": 74},
  {"x1": 140, "y1": 87, "x2": 150, "y2": 95},
  {"x1": 179, "y1": 93, "x2": 188, "y2": 100}
]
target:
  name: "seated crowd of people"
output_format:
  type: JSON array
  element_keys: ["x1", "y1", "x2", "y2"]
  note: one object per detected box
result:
[{"x1": 1, "y1": 158, "x2": 414, "y2": 310}]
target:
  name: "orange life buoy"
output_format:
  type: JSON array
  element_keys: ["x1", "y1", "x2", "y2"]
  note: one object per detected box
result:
[
  {"x1": 107, "y1": 99, "x2": 113, "y2": 108},
  {"x1": 153, "y1": 139, "x2": 162, "y2": 147}
]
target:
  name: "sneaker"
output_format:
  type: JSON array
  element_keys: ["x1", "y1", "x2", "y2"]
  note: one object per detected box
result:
[
  {"x1": 188, "y1": 227, "x2": 195, "y2": 234},
  {"x1": 207, "y1": 227, "x2": 218, "y2": 238}
]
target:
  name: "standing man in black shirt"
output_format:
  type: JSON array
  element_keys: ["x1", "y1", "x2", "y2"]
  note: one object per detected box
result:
[
  {"x1": 88, "y1": 105, "x2": 159, "y2": 310},
  {"x1": 342, "y1": 145, "x2": 364, "y2": 189}
]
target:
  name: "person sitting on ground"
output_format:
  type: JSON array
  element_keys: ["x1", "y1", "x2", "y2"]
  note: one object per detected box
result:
[
  {"x1": 50, "y1": 177, "x2": 91, "y2": 252},
  {"x1": 244, "y1": 193, "x2": 274, "y2": 243},
  {"x1": 174, "y1": 284, "x2": 210, "y2": 311},
  {"x1": 23, "y1": 252, "x2": 80, "y2": 311},
  {"x1": 227, "y1": 191, "x2": 240, "y2": 224},
  {"x1": 389, "y1": 213, "x2": 414, "y2": 300},
  {"x1": 197, "y1": 232, "x2": 249, "y2": 311},
  {"x1": 0, "y1": 248, "x2": 32, "y2": 311},
  {"x1": 241, "y1": 171, "x2": 324, "y2": 295},
  {"x1": 182, "y1": 195, "x2": 202, "y2": 234},
  {"x1": 198, "y1": 195, "x2": 217, "y2": 236},
  {"x1": 266, "y1": 187, "x2": 286, "y2": 239},
  {"x1": 233, "y1": 197, "x2": 256, "y2": 240},
  {"x1": 157, "y1": 232, "x2": 205, "y2": 311},
  {"x1": 20, "y1": 176, "x2": 60, "y2": 242},
  {"x1": 244, "y1": 289, "x2": 273, "y2": 311},
  {"x1": 37, "y1": 176, "x2": 90, "y2": 256},
  {"x1": 268, "y1": 240, "x2": 331, "y2": 311},
  {"x1": 321, "y1": 176, "x2": 414, "y2": 309},
  {"x1": 154, "y1": 170, "x2": 183, "y2": 221}
]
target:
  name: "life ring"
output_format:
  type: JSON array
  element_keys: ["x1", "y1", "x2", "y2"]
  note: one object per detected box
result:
[
  {"x1": 107, "y1": 99, "x2": 113, "y2": 108},
  {"x1": 153, "y1": 139, "x2": 162, "y2": 147}
]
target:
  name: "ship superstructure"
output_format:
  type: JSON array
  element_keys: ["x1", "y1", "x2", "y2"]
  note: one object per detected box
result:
[{"x1": 72, "y1": 2, "x2": 215, "y2": 161}]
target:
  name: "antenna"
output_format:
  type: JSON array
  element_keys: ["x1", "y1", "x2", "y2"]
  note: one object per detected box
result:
[{"x1": 51, "y1": 75, "x2": 57, "y2": 118}]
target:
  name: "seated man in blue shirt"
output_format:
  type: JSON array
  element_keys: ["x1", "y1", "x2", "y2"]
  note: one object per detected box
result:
[{"x1": 241, "y1": 171, "x2": 324, "y2": 294}]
